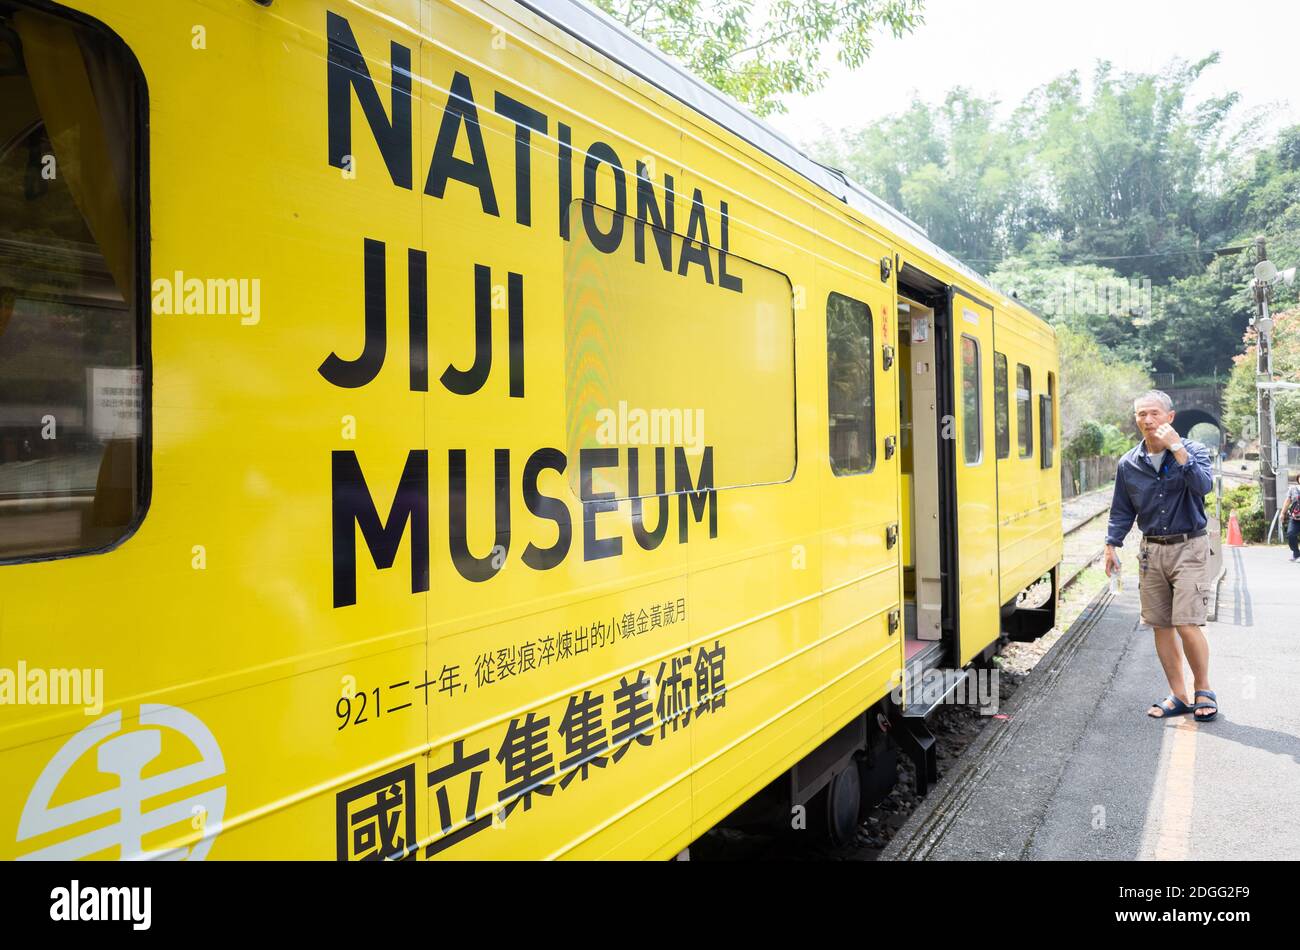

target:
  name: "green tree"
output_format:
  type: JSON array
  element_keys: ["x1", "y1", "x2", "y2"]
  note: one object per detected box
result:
[
  {"x1": 1100, "y1": 423, "x2": 1134, "y2": 456},
  {"x1": 814, "y1": 89, "x2": 1044, "y2": 264},
  {"x1": 591, "y1": 0, "x2": 925, "y2": 116},
  {"x1": 1066, "y1": 420, "x2": 1105, "y2": 461},
  {"x1": 1139, "y1": 268, "x2": 1248, "y2": 377},
  {"x1": 988, "y1": 252, "x2": 1145, "y2": 361},
  {"x1": 1215, "y1": 125, "x2": 1300, "y2": 314},
  {"x1": 1028, "y1": 57, "x2": 1245, "y2": 282},
  {"x1": 808, "y1": 54, "x2": 1294, "y2": 380},
  {"x1": 1052, "y1": 326, "x2": 1151, "y2": 446},
  {"x1": 1223, "y1": 307, "x2": 1300, "y2": 446},
  {"x1": 813, "y1": 55, "x2": 1247, "y2": 281},
  {"x1": 1224, "y1": 347, "x2": 1254, "y2": 444},
  {"x1": 812, "y1": 99, "x2": 944, "y2": 211}
]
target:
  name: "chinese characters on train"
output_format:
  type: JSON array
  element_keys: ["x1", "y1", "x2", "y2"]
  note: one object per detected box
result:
[
  {"x1": 334, "y1": 597, "x2": 688, "y2": 729},
  {"x1": 335, "y1": 639, "x2": 726, "y2": 859}
]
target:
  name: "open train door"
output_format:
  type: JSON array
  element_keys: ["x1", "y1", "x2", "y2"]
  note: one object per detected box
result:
[{"x1": 947, "y1": 289, "x2": 999, "y2": 667}]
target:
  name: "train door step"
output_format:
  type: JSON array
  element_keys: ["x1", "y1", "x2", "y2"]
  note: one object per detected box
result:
[
  {"x1": 901, "y1": 665, "x2": 971, "y2": 719},
  {"x1": 888, "y1": 704, "x2": 939, "y2": 796},
  {"x1": 892, "y1": 663, "x2": 973, "y2": 796}
]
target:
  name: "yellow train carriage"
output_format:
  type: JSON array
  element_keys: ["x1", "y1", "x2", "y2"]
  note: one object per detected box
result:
[{"x1": 0, "y1": 0, "x2": 1061, "y2": 859}]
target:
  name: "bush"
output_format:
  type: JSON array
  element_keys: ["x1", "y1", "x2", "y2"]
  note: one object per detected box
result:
[
  {"x1": 1100, "y1": 423, "x2": 1133, "y2": 457},
  {"x1": 1066, "y1": 420, "x2": 1105, "y2": 460},
  {"x1": 1218, "y1": 482, "x2": 1268, "y2": 543}
]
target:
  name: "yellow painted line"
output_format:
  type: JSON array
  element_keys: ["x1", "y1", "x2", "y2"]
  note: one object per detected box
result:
[{"x1": 1148, "y1": 718, "x2": 1200, "y2": 859}]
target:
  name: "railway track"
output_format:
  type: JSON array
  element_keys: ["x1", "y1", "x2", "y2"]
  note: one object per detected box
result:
[
  {"x1": 1058, "y1": 503, "x2": 1113, "y2": 593},
  {"x1": 1219, "y1": 468, "x2": 1257, "y2": 483},
  {"x1": 1058, "y1": 467, "x2": 1247, "y2": 593}
]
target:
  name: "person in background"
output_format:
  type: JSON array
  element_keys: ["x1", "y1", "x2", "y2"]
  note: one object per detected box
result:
[
  {"x1": 1104, "y1": 391, "x2": 1219, "y2": 721},
  {"x1": 1285, "y1": 472, "x2": 1300, "y2": 562}
]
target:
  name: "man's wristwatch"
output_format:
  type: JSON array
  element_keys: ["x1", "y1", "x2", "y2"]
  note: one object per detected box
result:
[{"x1": 1170, "y1": 442, "x2": 1185, "y2": 453}]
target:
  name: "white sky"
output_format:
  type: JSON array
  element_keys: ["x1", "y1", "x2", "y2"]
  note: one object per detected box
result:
[{"x1": 768, "y1": 0, "x2": 1300, "y2": 148}]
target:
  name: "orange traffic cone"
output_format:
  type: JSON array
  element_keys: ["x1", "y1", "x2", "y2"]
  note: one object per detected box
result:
[{"x1": 1226, "y1": 511, "x2": 1244, "y2": 546}]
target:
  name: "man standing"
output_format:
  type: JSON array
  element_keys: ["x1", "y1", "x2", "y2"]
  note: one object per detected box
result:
[
  {"x1": 1103, "y1": 391, "x2": 1218, "y2": 721},
  {"x1": 1285, "y1": 473, "x2": 1300, "y2": 562}
]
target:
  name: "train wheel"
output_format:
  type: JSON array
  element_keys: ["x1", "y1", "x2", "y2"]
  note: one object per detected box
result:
[
  {"x1": 819, "y1": 762, "x2": 863, "y2": 847},
  {"x1": 858, "y1": 734, "x2": 898, "y2": 810}
]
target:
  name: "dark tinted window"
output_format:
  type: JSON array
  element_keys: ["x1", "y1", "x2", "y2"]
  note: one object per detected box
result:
[
  {"x1": 994, "y1": 351, "x2": 1009, "y2": 459},
  {"x1": 0, "y1": 5, "x2": 144, "y2": 560},
  {"x1": 1016, "y1": 363, "x2": 1033, "y2": 458},
  {"x1": 827, "y1": 293, "x2": 874, "y2": 475},
  {"x1": 1041, "y1": 372, "x2": 1055, "y2": 469},
  {"x1": 961, "y1": 335, "x2": 981, "y2": 464}
]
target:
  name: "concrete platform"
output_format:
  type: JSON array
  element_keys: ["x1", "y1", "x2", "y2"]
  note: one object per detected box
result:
[{"x1": 882, "y1": 544, "x2": 1300, "y2": 861}]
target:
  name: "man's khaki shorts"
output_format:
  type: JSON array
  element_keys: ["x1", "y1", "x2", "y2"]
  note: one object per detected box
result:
[{"x1": 1138, "y1": 533, "x2": 1213, "y2": 627}]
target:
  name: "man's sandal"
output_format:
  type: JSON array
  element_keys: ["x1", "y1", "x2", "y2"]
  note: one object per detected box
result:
[
  {"x1": 1192, "y1": 690, "x2": 1219, "y2": 722},
  {"x1": 1148, "y1": 694, "x2": 1194, "y2": 718}
]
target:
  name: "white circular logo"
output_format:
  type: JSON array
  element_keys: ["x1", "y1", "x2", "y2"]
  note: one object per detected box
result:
[{"x1": 17, "y1": 704, "x2": 227, "y2": 861}]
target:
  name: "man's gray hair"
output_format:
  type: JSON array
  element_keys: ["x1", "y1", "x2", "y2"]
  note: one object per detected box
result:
[{"x1": 1133, "y1": 390, "x2": 1173, "y2": 412}]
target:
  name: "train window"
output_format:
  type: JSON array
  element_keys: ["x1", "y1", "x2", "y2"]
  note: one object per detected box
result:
[
  {"x1": 994, "y1": 351, "x2": 1009, "y2": 459},
  {"x1": 960, "y1": 335, "x2": 981, "y2": 465},
  {"x1": 1016, "y1": 363, "x2": 1033, "y2": 458},
  {"x1": 563, "y1": 201, "x2": 795, "y2": 499},
  {"x1": 1041, "y1": 372, "x2": 1055, "y2": 469},
  {"x1": 827, "y1": 293, "x2": 875, "y2": 476},
  {"x1": 898, "y1": 333, "x2": 912, "y2": 472},
  {"x1": 0, "y1": 6, "x2": 145, "y2": 562}
]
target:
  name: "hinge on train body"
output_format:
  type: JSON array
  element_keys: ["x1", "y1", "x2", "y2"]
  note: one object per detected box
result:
[
  {"x1": 882, "y1": 343, "x2": 895, "y2": 371},
  {"x1": 888, "y1": 609, "x2": 901, "y2": 634},
  {"x1": 884, "y1": 435, "x2": 896, "y2": 459},
  {"x1": 886, "y1": 523, "x2": 898, "y2": 549}
]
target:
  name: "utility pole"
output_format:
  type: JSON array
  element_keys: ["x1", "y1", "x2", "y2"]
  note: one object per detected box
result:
[{"x1": 1254, "y1": 236, "x2": 1278, "y2": 524}]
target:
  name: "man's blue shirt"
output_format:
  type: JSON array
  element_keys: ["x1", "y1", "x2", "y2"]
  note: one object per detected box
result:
[{"x1": 1105, "y1": 438, "x2": 1214, "y2": 547}]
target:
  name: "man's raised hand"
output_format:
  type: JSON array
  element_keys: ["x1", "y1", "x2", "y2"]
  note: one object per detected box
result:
[{"x1": 1153, "y1": 423, "x2": 1181, "y2": 449}]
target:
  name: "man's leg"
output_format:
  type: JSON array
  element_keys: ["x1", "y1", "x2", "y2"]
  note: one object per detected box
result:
[
  {"x1": 1171, "y1": 535, "x2": 1214, "y2": 718},
  {"x1": 1287, "y1": 521, "x2": 1300, "y2": 559},
  {"x1": 1148, "y1": 625, "x2": 1191, "y2": 717},
  {"x1": 1142, "y1": 543, "x2": 1189, "y2": 716},
  {"x1": 1178, "y1": 624, "x2": 1215, "y2": 719}
]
